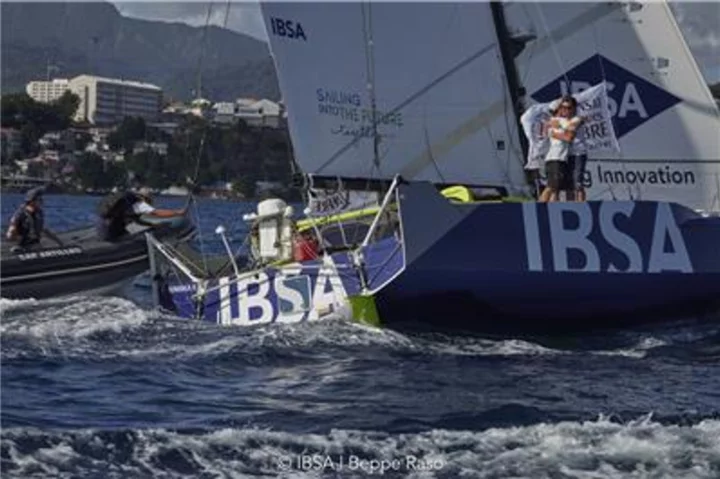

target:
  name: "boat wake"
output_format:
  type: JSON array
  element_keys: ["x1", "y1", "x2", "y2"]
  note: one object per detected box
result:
[
  {"x1": 3, "y1": 298, "x2": 719, "y2": 477},
  {"x1": 2, "y1": 415, "x2": 719, "y2": 478},
  {"x1": 2, "y1": 296, "x2": 718, "y2": 364}
]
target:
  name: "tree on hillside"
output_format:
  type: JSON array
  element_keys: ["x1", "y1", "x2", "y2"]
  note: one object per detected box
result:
[
  {"x1": 54, "y1": 91, "x2": 81, "y2": 120},
  {"x1": 0, "y1": 91, "x2": 81, "y2": 156},
  {"x1": 75, "y1": 153, "x2": 127, "y2": 191},
  {"x1": 107, "y1": 117, "x2": 147, "y2": 152}
]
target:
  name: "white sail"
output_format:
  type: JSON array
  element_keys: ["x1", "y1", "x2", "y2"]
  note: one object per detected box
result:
[
  {"x1": 261, "y1": 3, "x2": 529, "y2": 193},
  {"x1": 504, "y1": 1, "x2": 720, "y2": 212}
]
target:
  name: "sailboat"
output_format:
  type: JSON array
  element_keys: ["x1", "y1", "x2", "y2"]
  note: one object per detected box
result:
[{"x1": 149, "y1": 1, "x2": 720, "y2": 333}]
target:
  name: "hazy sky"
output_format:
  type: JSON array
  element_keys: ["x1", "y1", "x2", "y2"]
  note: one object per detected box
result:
[{"x1": 112, "y1": 1, "x2": 719, "y2": 83}]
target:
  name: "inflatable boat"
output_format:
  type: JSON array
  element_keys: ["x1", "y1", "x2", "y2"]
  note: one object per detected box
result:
[{"x1": 1, "y1": 214, "x2": 195, "y2": 300}]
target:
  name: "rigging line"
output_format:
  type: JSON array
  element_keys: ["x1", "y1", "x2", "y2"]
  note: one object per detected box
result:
[
  {"x1": 222, "y1": 0, "x2": 232, "y2": 29},
  {"x1": 423, "y1": 121, "x2": 446, "y2": 185},
  {"x1": 185, "y1": 1, "x2": 215, "y2": 252},
  {"x1": 315, "y1": 43, "x2": 497, "y2": 175},
  {"x1": 365, "y1": 242, "x2": 402, "y2": 287},
  {"x1": 319, "y1": 6, "x2": 371, "y2": 249},
  {"x1": 590, "y1": 15, "x2": 633, "y2": 201},
  {"x1": 342, "y1": 2, "x2": 381, "y2": 248},
  {"x1": 190, "y1": 196, "x2": 210, "y2": 275},
  {"x1": 533, "y1": 3, "x2": 570, "y2": 87},
  {"x1": 419, "y1": 3, "x2": 458, "y2": 187},
  {"x1": 191, "y1": 129, "x2": 208, "y2": 189},
  {"x1": 346, "y1": 178, "x2": 380, "y2": 248},
  {"x1": 160, "y1": 241, "x2": 207, "y2": 277},
  {"x1": 196, "y1": 1, "x2": 215, "y2": 100},
  {"x1": 362, "y1": 1, "x2": 380, "y2": 170},
  {"x1": 209, "y1": 233, "x2": 252, "y2": 281},
  {"x1": 188, "y1": 130, "x2": 210, "y2": 275}
]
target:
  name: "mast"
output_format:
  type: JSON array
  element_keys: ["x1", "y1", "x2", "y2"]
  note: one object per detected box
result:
[{"x1": 490, "y1": 1, "x2": 530, "y2": 165}]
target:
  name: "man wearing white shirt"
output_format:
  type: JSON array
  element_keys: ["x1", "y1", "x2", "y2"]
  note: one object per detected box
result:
[
  {"x1": 96, "y1": 188, "x2": 185, "y2": 241},
  {"x1": 539, "y1": 96, "x2": 584, "y2": 202}
]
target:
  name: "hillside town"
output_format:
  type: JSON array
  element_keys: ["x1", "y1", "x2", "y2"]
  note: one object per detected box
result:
[{"x1": 1, "y1": 74, "x2": 294, "y2": 199}]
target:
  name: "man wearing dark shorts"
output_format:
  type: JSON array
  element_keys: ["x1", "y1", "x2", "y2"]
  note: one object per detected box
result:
[
  {"x1": 545, "y1": 160, "x2": 565, "y2": 197},
  {"x1": 565, "y1": 110, "x2": 588, "y2": 201},
  {"x1": 539, "y1": 96, "x2": 580, "y2": 202},
  {"x1": 565, "y1": 153, "x2": 588, "y2": 201}
]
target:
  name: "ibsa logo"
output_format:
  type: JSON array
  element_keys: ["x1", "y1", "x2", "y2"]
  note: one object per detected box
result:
[
  {"x1": 214, "y1": 262, "x2": 348, "y2": 326},
  {"x1": 269, "y1": 17, "x2": 307, "y2": 41},
  {"x1": 532, "y1": 54, "x2": 681, "y2": 138},
  {"x1": 522, "y1": 202, "x2": 694, "y2": 274}
]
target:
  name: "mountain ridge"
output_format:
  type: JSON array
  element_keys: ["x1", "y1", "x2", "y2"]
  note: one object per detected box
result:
[{"x1": 1, "y1": 2, "x2": 280, "y2": 102}]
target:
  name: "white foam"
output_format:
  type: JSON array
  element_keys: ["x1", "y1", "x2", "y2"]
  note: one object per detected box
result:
[
  {"x1": 0, "y1": 294, "x2": 702, "y2": 363},
  {"x1": 2, "y1": 417, "x2": 719, "y2": 478},
  {"x1": 423, "y1": 336, "x2": 565, "y2": 357},
  {"x1": 1, "y1": 297, "x2": 151, "y2": 362},
  {"x1": 592, "y1": 337, "x2": 668, "y2": 358},
  {"x1": 1, "y1": 296, "x2": 147, "y2": 340}
]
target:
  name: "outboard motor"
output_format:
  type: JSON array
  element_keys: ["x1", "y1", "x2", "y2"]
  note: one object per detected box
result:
[{"x1": 243, "y1": 198, "x2": 294, "y2": 263}]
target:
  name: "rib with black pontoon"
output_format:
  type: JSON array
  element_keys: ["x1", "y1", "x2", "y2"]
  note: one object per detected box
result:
[{"x1": 1, "y1": 214, "x2": 195, "y2": 300}]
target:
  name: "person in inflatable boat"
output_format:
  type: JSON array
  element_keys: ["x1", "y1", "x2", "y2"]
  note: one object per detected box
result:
[
  {"x1": 6, "y1": 187, "x2": 64, "y2": 250},
  {"x1": 96, "y1": 187, "x2": 185, "y2": 241}
]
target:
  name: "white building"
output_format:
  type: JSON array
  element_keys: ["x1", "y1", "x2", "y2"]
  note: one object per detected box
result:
[
  {"x1": 26, "y1": 79, "x2": 70, "y2": 103},
  {"x1": 235, "y1": 99, "x2": 281, "y2": 128},
  {"x1": 211, "y1": 102, "x2": 237, "y2": 124},
  {"x1": 68, "y1": 75, "x2": 163, "y2": 125},
  {"x1": 132, "y1": 141, "x2": 168, "y2": 156}
]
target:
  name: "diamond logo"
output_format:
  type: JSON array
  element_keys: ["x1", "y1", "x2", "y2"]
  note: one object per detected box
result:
[{"x1": 531, "y1": 54, "x2": 681, "y2": 138}]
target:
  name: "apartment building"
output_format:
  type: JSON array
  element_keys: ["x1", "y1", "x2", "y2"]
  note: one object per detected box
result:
[
  {"x1": 26, "y1": 79, "x2": 70, "y2": 103},
  {"x1": 68, "y1": 75, "x2": 163, "y2": 125},
  {"x1": 25, "y1": 75, "x2": 163, "y2": 125}
]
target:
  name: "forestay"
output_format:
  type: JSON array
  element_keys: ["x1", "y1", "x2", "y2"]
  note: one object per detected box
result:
[
  {"x1": 504, "y1": 1, "x2": 720, "y2": 212},
  {"x1": 261, "y1": 3, "x2": 529, "y2": 194}
]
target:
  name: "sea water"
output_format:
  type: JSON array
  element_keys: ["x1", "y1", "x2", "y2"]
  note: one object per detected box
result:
[{"x1": 1, "y1": 193, "x2": 719, "y2": 478}]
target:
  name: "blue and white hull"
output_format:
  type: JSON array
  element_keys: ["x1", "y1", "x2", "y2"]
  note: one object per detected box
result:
[
  {"x1": 372, "y1": 183, "x2": 720, "y2": 333},
  {"x1": 153, "y1": 237, "x2": 404, "y2": 328},
  {"x1": 152, "y1": 182, "x2": 719, "y2": 334}
]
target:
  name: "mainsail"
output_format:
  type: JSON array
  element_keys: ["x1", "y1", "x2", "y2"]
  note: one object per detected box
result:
[
  {"x1": 504, "y1": 1, "x2": 720, "y2": 212},
  {"x1": 261, "y1": 3, "x2": 529, "y2": 194}
]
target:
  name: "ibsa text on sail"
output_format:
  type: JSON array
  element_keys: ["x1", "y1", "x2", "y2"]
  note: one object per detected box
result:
[{"x1": 270, "y1": 17, "x2": 307, "y2": 41}]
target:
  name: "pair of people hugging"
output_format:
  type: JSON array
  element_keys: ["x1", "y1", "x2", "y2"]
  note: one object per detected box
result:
[{"x1": 539, "y1": 95, "x2": 588, "y2": 203}]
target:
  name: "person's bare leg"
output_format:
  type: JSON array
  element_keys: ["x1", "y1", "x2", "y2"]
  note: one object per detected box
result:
[
  {"x1": 576, "y1": 189, "x2": 586, "y2": 202},
  {"x1": 539, "y1": 187, "x2": 552, "y2": 202}
]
